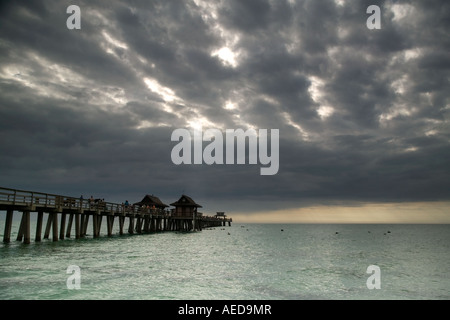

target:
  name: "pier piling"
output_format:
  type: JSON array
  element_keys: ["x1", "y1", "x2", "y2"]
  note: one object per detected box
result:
[
  {"x1": 82, "y1": 215, "x2": 89, "y2": 237},
  {"x1": 16, "y1": 213, "x2": 24, "y2": 242},
  {"x1": 23, "y1": 211, "x2": 31, "y2": 244},
  {"x1": 128, "y1": 216, "x2": 135, "y2": 234},
  {"x1": 15, "y1": 211, "x2": 31, "y2": 244},
  {"x1": 35, "y1": 211, "x2": 43, "y2": 242},
  {"x1": 93, "y1": 214, "x2": 98, "y2": 238},
  {"x1": 60, "y1": 213, "x2": 66, "y2": 240},
  {"x1": 119, "y1": 215, "x2": 125, "y2": 235},
  {"x1": 52, "y1": 213, "x2": 58, "y2": 242},
  {"x1": 107, "y1": 215, "x2": 113, "y2": 236},
  {"x1": 44, "y1": 214, "x2": 51, "y2": 240},
  {"x1": 3, "y1": 209, "x2": 13, "y2": 243},
  {"x1": 75, "y1": 213, "x2": 80, "y2": 239},
  {"x1": 66, "y1": 213, "x2": 74, "y2": 238}
]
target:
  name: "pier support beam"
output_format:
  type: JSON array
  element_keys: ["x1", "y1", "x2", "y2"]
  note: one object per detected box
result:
[
  {"x1": 107, "y1": 215, "x2": 113, "y2": 236},
  {"x1": 16, "y1": 214, "x2": 24, "y2": 242},
  {"x1": 91, "y1": 214, "x2": 102, "y2": 238},
  {"x1": 35, "y1": 211, "x2": 43, "y2": 242},
  {"x1": 82, "y1": 215, "x2": 89, "y2": 237},
  {"x1": 75, "y1": 213, "x2": 80, "y2": 239},
  {"x1": 16, "y1": 211, "x2": 31, "y2": 244},
  {"x1": 80, "y1": 215, "x2": 85, "y2": 236},
  {"x1": 44, "y1": 214, "x2": 51, "y2": 239},
  {"x1": 97, "y1": 215, "x2": 103, "y2": 237},
  {"x1": 110, "y1": 215, "x2": 115, "y2": 235},
  {"x1": 3, "y1": 209, "x2": 13, "y2": 243},
  {"x1": 143, "y1": 216, "x2": 150, "y2": 233},
  {"x1": 128, "y1": 216, "x2": 135, "y2": 234},
  {"x1": 93, "y1": 214, "x2": 98, "y2": 238},
  {"x1": 135, "y1": 216, "x2": 142, "y2": 234},
  {"x1": 24, "y1": 211, "x2": 31, "y2": 244},
  {"x1": 66, "y1": 214, "x2": 74, "y2": 238},
  {"x1": 150, "y1": 217, "x2": 155, "y2": 232},
  {"x1": 119, "y1": 216, "x2": 125, "y2": 235},
  {"x1": 52, "y1": 213, "x2": 59, "y2": 242},
  {"x1": 60, "y1": 213, "x2": 66, "y2": 240}
]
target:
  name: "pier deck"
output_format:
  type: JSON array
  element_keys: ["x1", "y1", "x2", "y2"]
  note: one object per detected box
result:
[{"x1": 0, "y1": 187, "x2": 232, "y2": 244}]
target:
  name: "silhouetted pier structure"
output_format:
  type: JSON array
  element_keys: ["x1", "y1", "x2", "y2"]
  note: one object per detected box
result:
[{"x1": 0, "y1": 187, "x2": 232, "y2": 244}]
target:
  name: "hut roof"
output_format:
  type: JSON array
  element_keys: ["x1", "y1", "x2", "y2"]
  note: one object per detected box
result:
[
  {"x1": 134, "y1": 195, "x2": 168, "y2": 208},
  {"x1": 170, "y1": 194, "x2": 202, "y2": 208},
  {"x1": 215, "y1": 212, "x2": 226, "y2": 217}
]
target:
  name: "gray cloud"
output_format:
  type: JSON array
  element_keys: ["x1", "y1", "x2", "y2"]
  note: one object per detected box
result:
[{"x1": 0, "y1": 0, "x2": 449, "y2": 213}]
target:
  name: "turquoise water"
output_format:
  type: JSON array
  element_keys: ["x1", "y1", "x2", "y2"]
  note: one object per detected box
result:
[{"x1": 0, "y1": 218, "x2": 449, "y2": 300}]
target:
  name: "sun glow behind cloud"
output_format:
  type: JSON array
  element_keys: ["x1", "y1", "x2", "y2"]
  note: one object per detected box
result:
[
  {"x1": 212, "y1": 47, "x2": 239, "y2": 68},
  {"x1": 102, "y1": 31, "x2": 128, "y2": 49},
  {"x1": 232, "y1": 202, "x2": 450, "y2": 224},
  {"x1": 308, "y1": 76, "x2": 335, "y2": 120},
  {"x1": 143, "y1": 77, "x2": 178, "y2": 103}
]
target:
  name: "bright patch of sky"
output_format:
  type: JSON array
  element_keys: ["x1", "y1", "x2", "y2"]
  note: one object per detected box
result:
[{"x1": 308, "y1": 76, "x2": 334, "y2": 120}]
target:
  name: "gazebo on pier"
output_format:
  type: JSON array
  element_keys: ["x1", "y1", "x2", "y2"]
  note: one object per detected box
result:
[
  {"x1": 166, "y1": 195, "x2": 202, "y2": 231},
  {"x1": 170, "y1": 194, "x2": 202, "y2": 218},
  {"x1": 215, "y1": 212, "x2": 226, "y2": 218},
  {"x1": 134, "y1": 194, "x2": 168, "y2": 212}
]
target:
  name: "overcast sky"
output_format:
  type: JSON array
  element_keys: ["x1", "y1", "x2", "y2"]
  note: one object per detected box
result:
[{"x1": 0, "y1": 0, "x2": 449, "y2": 219}]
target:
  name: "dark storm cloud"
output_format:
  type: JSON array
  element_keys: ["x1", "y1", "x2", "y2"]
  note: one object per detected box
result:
[{"x1": 0, "y1": 0, "x2": 449, "y2": 212}]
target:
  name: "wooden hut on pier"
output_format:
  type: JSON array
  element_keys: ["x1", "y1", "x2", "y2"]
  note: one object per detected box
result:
[
  {"x1": 170, "y1": 194, "x2": 202, "y2": 218},
  {"x1": 168, "y1": 195, "x2": 202, "y2": 231},
  {"x1": 215, "y1": 212, "x2": 226, "y2": 218},
  {"x1": 133, "y1": 194, "x2": 168, "y2": 211}
]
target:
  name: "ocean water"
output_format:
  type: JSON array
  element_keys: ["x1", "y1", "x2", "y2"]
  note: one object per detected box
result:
[{"x1": 0, "y1": 218, "x2": 449, "y2": 300}]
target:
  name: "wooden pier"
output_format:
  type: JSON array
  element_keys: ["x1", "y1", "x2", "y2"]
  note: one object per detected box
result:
[{"x1": 0, "y1": 187, "x2": 232, "y2": 244}]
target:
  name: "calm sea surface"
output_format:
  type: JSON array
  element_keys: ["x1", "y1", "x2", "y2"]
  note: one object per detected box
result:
[{"x1": 0, "y1": 218, "x2": 449, "y2": 300}]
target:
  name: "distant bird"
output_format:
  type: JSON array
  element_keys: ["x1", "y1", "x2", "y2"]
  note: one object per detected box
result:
[
  {"x1": 227, "y1": 232, "x2": 230, "y2": 235},
  {"x1": 335, "y1": 232, "x2": 339, "y2": 234},
  {"x1": 387, "y1": 230, "x2": 391, "y2": 233},
  {"x1": 281, "y1": 229, "x2": 284, "y2": 232}
]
